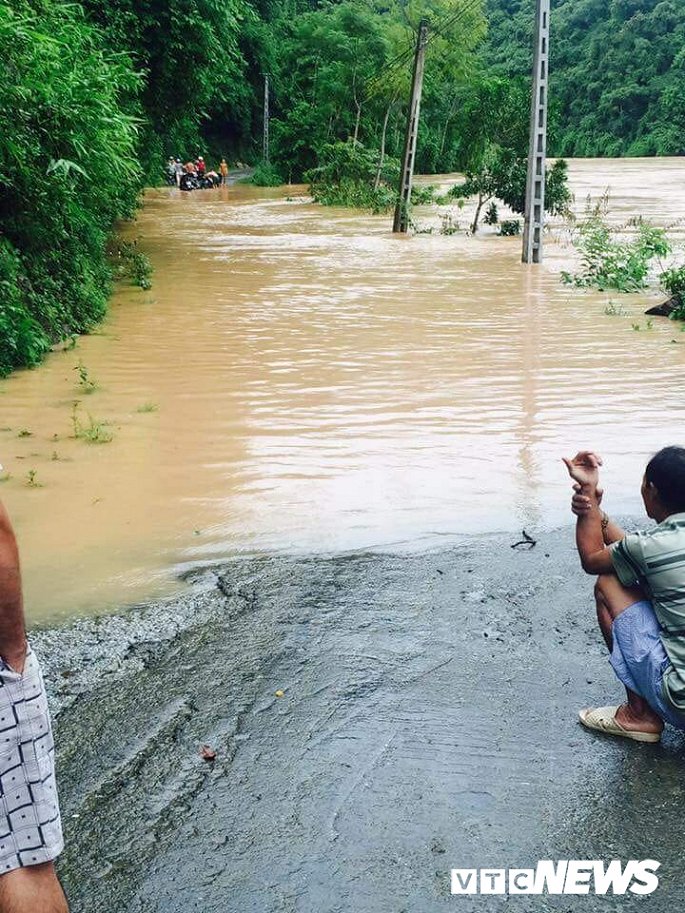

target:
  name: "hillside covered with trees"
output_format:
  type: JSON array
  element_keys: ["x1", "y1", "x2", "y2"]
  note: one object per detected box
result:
[{"x1": 484, "y1": 0, "x2": 685, "y2": 157}]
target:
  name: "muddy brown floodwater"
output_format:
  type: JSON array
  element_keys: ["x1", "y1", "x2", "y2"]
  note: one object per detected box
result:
[{"x1": 1, "y1": 158, "x2": 685, "y2": 622}]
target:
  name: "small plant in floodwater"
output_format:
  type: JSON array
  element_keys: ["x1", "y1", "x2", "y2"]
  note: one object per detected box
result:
[
  {"x1": 0, "y1": 470, "x2": 10, "y2": 483},
  {"x1": 17, "y1": 429, "x2": 32, "y2": 438},
  {"x1": 562, "y1": 200, "x2": 671, "y2": 292},
  {"x1": 498, "y1": 220, "x2": 521, "y2": 237},
  {"x1": 604, "y1": 301, "x2": 627, "y2": 317},
  {"x1": 62, "y1": 336, "x2": 78, "y2": 352},
  {"x1": 26, "y1": 469, "x2": 41, "y2": 488},
  {"x1": 112, "y1": 240, "x2": 153, "y2": 290},
  {"x1": 439, "y1": 213, "x2": 460, "y2": 236},
  {"x1": 74, "y1": 362, "x2": 99, "y2": 394},
  {"x1": 135, "y1": 402, "x2": 159, "y2": 413},
  {"x1": 632, "y1": 322, "x2": 642, "y2": 331},
  {"x1": 661, "y1": 263, "x2": 685, "y2": 302},
  {"x1": 51, "y1": 451, "x2": 60, "y2": 461},
  {"x1": 71, "y1": 404, "x2": 113, "y2": 444},
  {"x1": 646, "y1": 318, "x2": 654, "y2": 330},
  {"x1": 484, "y1": 202, "x2": 499, "y2": 226}
]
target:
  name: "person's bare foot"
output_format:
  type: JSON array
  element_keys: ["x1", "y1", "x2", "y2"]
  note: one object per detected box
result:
[{"x1": 614, "y1": 702, "x2": 664, "y2": 735}]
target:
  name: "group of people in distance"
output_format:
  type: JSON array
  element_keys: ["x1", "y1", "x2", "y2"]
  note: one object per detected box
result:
[{"x1": 166, "y1": 155, "x2": 230, "y2": 188}]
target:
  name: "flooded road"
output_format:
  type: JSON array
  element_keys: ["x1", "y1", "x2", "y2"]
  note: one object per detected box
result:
[{"x1": 1, "y1": 158, "x2": 685, "y2": 622}]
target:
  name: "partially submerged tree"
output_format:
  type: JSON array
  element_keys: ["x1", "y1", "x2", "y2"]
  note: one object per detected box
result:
[{"x1": 449, "y1": 76, "x2": 571, "y2": 233}]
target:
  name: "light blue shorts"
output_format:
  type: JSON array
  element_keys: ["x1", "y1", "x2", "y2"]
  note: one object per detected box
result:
[{"x1": 610, "y1": 600, "x2": 685, "y2": 731}]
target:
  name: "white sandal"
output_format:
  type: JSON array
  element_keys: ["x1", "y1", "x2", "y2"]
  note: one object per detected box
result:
[{"x1": 579, "y1": 706, "x2": 661, "y2": 743}]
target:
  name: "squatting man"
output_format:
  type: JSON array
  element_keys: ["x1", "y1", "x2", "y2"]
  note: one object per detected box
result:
[
  {"x1": 564, "y1": 445, "x2": 685, "y2": 742},
  {"x1": 0, "y1": 499, "x2": 68, "y2": 913}
]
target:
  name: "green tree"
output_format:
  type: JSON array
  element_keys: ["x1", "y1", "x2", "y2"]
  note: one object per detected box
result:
[
  {"x1": 448, "y1": 77, "x2": 570, "y2": 232},
  {"x1": 80, "y1": 0, "x2": 254, "y2": 174},
  {"x1": 0, "y1": 0, "x2": 140, "y2": 375},
  {"x1": 483, "y1": 0, "x2": 685, "y2": 158}
]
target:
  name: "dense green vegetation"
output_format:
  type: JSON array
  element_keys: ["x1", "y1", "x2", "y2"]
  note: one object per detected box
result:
[
  {"x1": 2, "y1": 0, "x2": 685, "y2": 375},
  {"x1": 78, "y1": 0, "x2": 255, "y2": 177},
  {"x1": 268, "y1": 0, "x2": 486, "y2": 181},
  {"x1": 445, "y1": 76, "x2": 571, "y2": 232},
  {"x1": 1, "y1": 0, "x2": 489, "y2": 375},
  {"x1": 0, "y1": 0, "x2": 140, "y2": 376},
  {"x1": 484, "y1": 0, "x2": 685, "y2": 157}
]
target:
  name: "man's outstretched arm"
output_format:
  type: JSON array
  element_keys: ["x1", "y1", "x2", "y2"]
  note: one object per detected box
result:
[
  {"x1": 572, "y1": 485, "x2": 626, "y2": 545},
  {"x1": 573, "y1": 491, "x2": 616, "y2": 575},
  {"x1": 0, "y1": 500, "x2": 27, "y2": 673},
  {"x1": 563, "y1": 452, "x2": 616, "y2": 576}
]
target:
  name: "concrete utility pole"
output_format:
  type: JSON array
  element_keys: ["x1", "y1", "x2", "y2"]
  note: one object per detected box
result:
[
  {"x1": 263, "y1": 74, "x2": 270, "y2": 164},
  {"x1": 392, "y1": 19, "x2": 429, "y2": 234},
  {"x1": 522, "y1": 0, "x2": 551, "y2": 264}
]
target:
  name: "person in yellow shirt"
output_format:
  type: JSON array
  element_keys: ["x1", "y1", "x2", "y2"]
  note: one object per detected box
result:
[{"x1": 219, "y1": 158, "x2": 229, "y2": 186}]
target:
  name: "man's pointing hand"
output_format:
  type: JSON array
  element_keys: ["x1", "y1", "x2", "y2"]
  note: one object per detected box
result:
[{"x1": 562, "y1": 451, "x2": 603, "y2": 490}]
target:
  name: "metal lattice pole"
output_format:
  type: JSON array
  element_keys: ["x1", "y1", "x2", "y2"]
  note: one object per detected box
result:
[
  {"x1": 522, "y1": 0, "x2": 550, "y2": 264},
  {"x1": 263, "y1": 74, "x2": 270, "y2": 165},
  {"x1": 392, "y1": 20, "x2": 429, "y2": 234}
]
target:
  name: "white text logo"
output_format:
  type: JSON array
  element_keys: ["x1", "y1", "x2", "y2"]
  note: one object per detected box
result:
[{"x1": 451, "y1": 860, "x2": 660, "y2": 895}]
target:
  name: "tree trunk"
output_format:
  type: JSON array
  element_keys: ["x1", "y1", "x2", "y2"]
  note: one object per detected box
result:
[
  {"x1": 439, "y1": 97, "x2": 458, "y2": 159},
  {"x1": 646, "y1": 294, "x2": 683, "y2": 317},
  {"x1": 351, "y1": 63, "x2": 361, "y2": 146},
  {"x1": 374, "y1": 101, "x2": 393, "y2": 191},
  {"x1": 471, "y1": 193, "x2": 488, "y2": 235},
  {"x1": 353, "y1": 100, "x2": 362, "y2": 146}
]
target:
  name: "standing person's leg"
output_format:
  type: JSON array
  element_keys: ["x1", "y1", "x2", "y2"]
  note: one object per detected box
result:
[
  {"x1": 0, "y1": 650, "x2": 67, "y2": 912},
  {"x1": 0, "y1": 863, "x2": 68, "y2": 913},
  {"x1": 588, "y1": 574, "x2": 664, "y2": 735}
]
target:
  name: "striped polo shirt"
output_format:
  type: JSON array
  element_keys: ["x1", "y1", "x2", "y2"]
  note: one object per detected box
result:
[{"x1": 610, "y1": 512, "x2": 685, "y2": 711}]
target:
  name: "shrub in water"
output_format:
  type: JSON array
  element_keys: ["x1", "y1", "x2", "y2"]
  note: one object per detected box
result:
[
  {"x1": 251, "y1": 162, "x2": 283, "y2": 187},
  {"x1": 306, "y1": 141, "x2": 399, "y2": 213},
  {"x1": 562, "y1": 203, "x2": 671, "y2": 292}
]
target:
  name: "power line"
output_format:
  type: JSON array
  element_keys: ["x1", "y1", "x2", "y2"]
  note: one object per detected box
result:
[
  {"x1": 363, "y1": 0, "x2": 483, "y2": 102},
  {"x1": 366, "y1": 0, "x2": 484, "y2": 95},
  {"x1": 365, "y1": 0, "x2": 480, "y2": 98}
]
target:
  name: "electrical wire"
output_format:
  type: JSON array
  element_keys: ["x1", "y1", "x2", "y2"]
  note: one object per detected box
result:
[
  {"x1": 363, "y1": 0, "x2": 483, "y2": 102},
  {"x1": 364, "y1": 0, "x2": 482, "y2": 97}
]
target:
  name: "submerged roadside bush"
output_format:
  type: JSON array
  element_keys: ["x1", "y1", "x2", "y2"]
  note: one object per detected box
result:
[
  {"x1": 111, "y1": 241, "x2": 153, "y2": 290},
  {"x1": 250, "y1": 162, "x2": 283, "y2": 187},
  {"x1": 0, "y1": 0, "x2": 141, "y2": 376},
  {"x1": 660, "y1": 264, "x2": 685, "y2": 301},
  {"x1": 306, "y1": 141, "x2": 398, "y2": 213},
  {"x1": 561, "y1": 200, "x2": 671, "y2": 293},
  {"x1": 661, "y1": 264, "x2": 685, "y2": 321}
]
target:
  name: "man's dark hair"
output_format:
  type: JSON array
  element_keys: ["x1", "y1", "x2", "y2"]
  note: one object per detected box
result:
[{"x1": 645, "y1": 446, "x2": 685, "y2": 513}]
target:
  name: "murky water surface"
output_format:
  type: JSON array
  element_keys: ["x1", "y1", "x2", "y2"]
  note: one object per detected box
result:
[{"x1": 2, "y1": 158, "x2": 685, "y2": 622}]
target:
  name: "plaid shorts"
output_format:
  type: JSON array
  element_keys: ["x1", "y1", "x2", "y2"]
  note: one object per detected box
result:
[{"x1": 0, "y1": 647, "x2": 63, "y2": 874}]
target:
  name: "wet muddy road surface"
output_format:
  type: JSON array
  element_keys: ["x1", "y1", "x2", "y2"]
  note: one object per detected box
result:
[{"x1": 38, "y1": 528, "x2": 685, "y2": 912}]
